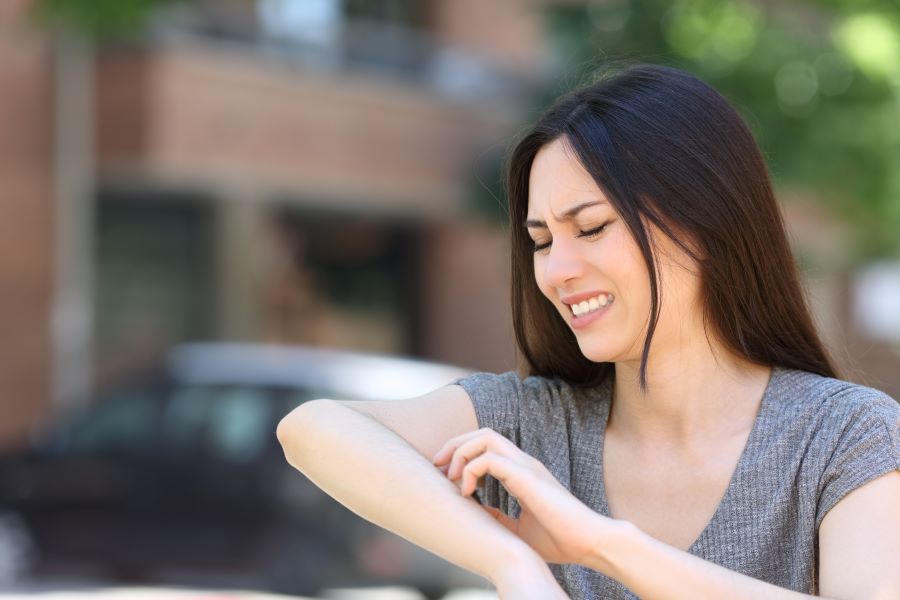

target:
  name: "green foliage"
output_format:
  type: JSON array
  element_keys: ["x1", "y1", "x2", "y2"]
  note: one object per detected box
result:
[
  {"x1": 540, "y1": 0, "x2": 900, "y2": 259},
  {"x1": 36, "y1": 0, "x2": 183, "y2": 39}
]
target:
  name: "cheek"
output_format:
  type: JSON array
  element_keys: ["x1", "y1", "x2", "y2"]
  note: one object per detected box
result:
[
  {"x1": 609, "y1": 244, "x2": 652, "y2": 316},
  {"x1": 533, "y1": 258, "x2": 552, "y2": 298}
]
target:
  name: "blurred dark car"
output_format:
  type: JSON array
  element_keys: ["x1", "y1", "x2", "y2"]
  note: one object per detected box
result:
[{"x1": 0, "y1": 342, "x2": 483, "y2": 598}]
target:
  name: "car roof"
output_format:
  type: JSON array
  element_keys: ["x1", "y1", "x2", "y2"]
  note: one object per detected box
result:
[{"x1": 164, "y1": 342, "x2": 476, "y2": 401}]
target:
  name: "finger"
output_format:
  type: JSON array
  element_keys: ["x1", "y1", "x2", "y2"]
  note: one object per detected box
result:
[
  {"x1": 447, "y1": 437, "x2": 487, "y2": 481},
  {"x1": 433, "y1": 426, "x2": 510, "y2": 466},
  {"x1": 460, "y1": 452, "x2": 525, "y2": 498},
  {"x1": 431, "y1": 428, "x2": 490, "y2": 465},
  {"x1": 447, "y1": 432, "x2": 522, "y2": 481}
]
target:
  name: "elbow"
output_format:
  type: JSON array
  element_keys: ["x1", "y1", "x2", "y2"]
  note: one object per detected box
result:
[
  {"x1": 275, "y1": 407, "x2": 300, "y2": 448},
  {"x1": 276, "y1": 399, "x2": 332, "y2": 463},
  {"x1": 275, "y1": 414, "x2": 292, "y2": 450}
]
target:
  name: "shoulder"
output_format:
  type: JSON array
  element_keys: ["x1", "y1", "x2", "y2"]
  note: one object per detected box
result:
[
  {"x1": 767, "y1": 368, "x2": 899, "y2": 496},
  {"x1": 453, "y1": 370, "x2": 612, "y2": 406},
  {"x1": 773, "y1": 367, "x2": 899, "y2": 434},
  {"x1": 452, "y1": 370, "x2": 558, "y2": 401},
  {"x1": 774, "y1": 369, "x2": 900, "y2": 530},
  {"x1": 452, "y1": 370, "x2": 612, "y2": 432}
]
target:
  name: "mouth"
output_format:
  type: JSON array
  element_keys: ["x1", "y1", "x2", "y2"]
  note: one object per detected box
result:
[{"x1": 564, "y1": 293, "x2": 615, "y2": 329}]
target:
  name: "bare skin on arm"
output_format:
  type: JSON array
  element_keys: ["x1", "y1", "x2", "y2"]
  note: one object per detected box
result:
[{"x1": 276, "y1": 384, "x2": 569, "y2": 598}]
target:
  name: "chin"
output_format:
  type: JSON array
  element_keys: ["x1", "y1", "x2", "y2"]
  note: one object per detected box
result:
[{"x1": 574, "y1": 340, "x2": 618, "y2": 363}]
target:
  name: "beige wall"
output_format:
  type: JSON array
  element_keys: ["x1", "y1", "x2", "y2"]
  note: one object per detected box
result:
[{"x1": 421, "y1": 220, "x2": 519, "y2": 373}]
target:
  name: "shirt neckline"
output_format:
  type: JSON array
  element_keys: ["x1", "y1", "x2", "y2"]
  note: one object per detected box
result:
[{"x1": 592, "y1": 366, "x2": 783, "y2": 555}]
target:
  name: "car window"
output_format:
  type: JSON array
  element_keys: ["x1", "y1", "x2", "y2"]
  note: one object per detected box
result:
[
  {"x1": 52, "y1": 387, "x2": 160, "y2": 456},
  {"x1": 162, "y1": 386, "x2": 275, "y2": 464}
]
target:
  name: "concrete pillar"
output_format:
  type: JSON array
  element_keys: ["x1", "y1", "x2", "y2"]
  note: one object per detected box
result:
[
  {"x1": 214, "y1": 196, "x2": 267, "y2": 340},
  {"x1": 51, "y1": 33, "x2": 95, "y2": 413}
]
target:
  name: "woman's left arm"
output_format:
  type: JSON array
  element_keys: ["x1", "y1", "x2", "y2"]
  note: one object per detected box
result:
[
  {"x1": 586, "y1": 465, "x2": 898, "y2": 599},
  {"x1": 435, "y1": 429, "x2": 900, "y2": 600},
  {"x1": 813, "y1": 469, "x2": 898, "y2": 600}
]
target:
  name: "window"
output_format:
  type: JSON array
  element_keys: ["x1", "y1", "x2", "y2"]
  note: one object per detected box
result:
[
  {"x1": 163, "y1": 386, "x2": 275, "y2": 463},
  {"x1": 54, "y1": 387, "x2": 159, "y2": 456}
]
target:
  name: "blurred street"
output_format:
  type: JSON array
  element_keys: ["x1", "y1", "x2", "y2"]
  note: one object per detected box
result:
[{"x1": 0, "y1": 575, "x2": 499, "y2": 600}]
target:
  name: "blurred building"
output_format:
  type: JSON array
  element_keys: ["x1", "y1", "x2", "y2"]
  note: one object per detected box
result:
[
  {"x1": 0, "y1": 0, "x2": 549, "y2": 448},
  {"x1": 1, "y1": 0, "x2": 898, "y2": 450}
]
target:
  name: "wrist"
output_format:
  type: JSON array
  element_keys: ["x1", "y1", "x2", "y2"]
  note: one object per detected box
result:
[
  {"x1": 581, "y1": 516, "x2": 642, "y2": 579},
  {"x1": 487, "y1": 541, "x2": 550, "y2": 587}
]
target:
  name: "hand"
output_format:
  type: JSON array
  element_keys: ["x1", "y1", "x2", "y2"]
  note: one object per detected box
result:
[{"x1": 432, "y1": 427, "x2": 615, "y2": 566}]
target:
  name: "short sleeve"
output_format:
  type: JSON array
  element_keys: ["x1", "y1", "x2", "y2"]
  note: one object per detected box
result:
[
  {"x1": 449, "y1": 371, "x2": 531, "y2": 513},
  {"x1": 815, "y1": 391, "x2": 900, "y2": 531},
  {"x1": 450, "y1": 371, "x2": 590, "y2": 517},
  {"x1": 451, "y1": 371, "x2": 523, "y2": 447}
]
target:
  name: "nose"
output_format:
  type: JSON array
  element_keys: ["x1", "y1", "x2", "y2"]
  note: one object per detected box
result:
[{"x1": 541, "y1": 237, "x2": 585, "y2": 288}]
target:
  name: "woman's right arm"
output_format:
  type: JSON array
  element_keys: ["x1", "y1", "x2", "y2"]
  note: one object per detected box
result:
[{"x1": 275, "y1": 384, "x2": 562, "y2": 593}]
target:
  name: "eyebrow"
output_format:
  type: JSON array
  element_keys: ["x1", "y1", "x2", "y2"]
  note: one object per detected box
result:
[{"x1": 525, "y1": 200, "x2": 607, "y2": 228}]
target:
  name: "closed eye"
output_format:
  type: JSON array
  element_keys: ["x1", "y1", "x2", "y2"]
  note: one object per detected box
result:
[
  {"x1": 532, "y1": 221, "x2": 611, "y2": 253},
  {"x1": 578, "y1": 222, "x2": 611, "y2": 239}
]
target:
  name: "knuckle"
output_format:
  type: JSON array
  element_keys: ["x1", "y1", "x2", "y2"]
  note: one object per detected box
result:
[{"x1": 469, "y1": 453, "x2": 490, "y2": 469}]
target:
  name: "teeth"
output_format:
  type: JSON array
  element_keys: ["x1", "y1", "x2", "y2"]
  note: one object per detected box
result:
[{"x1": 570, "y1": 294, "x2": 613, "y2": 316}]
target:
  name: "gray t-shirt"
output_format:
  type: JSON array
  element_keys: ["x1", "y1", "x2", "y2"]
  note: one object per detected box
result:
[{"x1": 451, "y1": 366, "x2": 900, "y2": 598}]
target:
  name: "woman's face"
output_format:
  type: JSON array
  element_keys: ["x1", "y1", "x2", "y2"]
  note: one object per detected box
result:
[{"x1": 526, "y1": 138, "x2": 701, "y2": 364}]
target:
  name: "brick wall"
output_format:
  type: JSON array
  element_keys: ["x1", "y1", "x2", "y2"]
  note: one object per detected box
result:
[
  {"x1": 0, "y1": 1, "x2": 53, "y2": 449},
  {"x1": 95, "y1": 44, "x2": 519, "y2": 219}
]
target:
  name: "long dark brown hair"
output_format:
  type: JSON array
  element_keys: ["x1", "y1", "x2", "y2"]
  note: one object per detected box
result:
[{"x1": 507, "y1": 64, "x2": 839, "y2": 391}]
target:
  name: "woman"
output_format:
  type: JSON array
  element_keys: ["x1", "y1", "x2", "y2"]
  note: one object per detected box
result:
[{"x1": 277, "y1": 65, "x2": 900, "y2": 599}]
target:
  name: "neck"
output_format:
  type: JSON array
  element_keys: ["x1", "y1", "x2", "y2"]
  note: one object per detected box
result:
[{"x1": 609, "y1": 340, "x2": 772, "y2": 452}]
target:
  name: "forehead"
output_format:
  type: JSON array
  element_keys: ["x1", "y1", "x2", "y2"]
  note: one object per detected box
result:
[{"x1": 527, "y1": 138, "x2": 608, "y2": 218}]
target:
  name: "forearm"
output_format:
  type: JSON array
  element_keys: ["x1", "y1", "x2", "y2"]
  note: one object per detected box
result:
[
  {"x1": 585, "y1": 520, "x2": 833, "y2": 600},
  {"x1": 276, "y1": 400, "x2": 540, "y2": 584}
]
